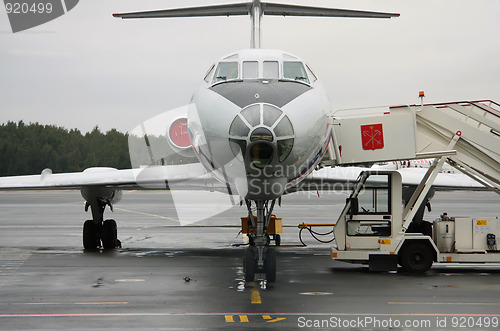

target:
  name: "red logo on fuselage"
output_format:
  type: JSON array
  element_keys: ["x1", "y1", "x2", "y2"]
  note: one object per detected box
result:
[
  {"x1": 361, "y1": 124, "x2": 384, "y2": 150},
  {"x1": 169, "y1": 118, "x2": 191, "y2": 148}
]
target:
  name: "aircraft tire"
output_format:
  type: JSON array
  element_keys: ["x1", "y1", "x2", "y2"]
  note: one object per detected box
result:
[
  {"x1": 265, "y1": 247, "x2": 276, "y2": 282},
  {"x1": 243, "y1": 247, "x2": 256, "y2": 282},
  {"x1": 102, "y1": 219, "x2": 118, "y2": 249},
  {"x1": 83, "y1": 220, "x2": 99, "y2": 249}
]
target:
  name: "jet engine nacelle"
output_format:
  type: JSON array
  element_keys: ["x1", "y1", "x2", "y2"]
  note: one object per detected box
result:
[
  {"x1": 128, "y1": 105, "x2": 196, "y2": 168},
  {"x1": 167, "y1": 116, "x2": 195, "y2": 158}
]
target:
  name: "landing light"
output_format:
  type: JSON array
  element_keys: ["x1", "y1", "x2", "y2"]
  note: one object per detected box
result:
[{"x1": 250, "y1": 127, "x2": 273, "y2": 142}]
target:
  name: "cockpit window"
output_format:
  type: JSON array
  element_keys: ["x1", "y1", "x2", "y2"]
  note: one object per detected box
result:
[
  {"x1": 305, "y1": 64, "x2": 317, "y2": 82},
  {"x1": 204, "y1": 64, "x2": 215, "y2": 83},
  {"x1": 283, "y1": 62, "x2": 309, "y2": 83},
  {"x1": 243, "y1": 61, "x2": 259, "y2": 79},
  {"x1": 263, "y1": 61, "x2": 279, "y2": 79},
  {"x1": 213, "y1": 62, "x2": 238, "y2": 83}
]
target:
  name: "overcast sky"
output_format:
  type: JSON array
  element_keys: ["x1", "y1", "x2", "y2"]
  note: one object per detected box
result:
[{"x1": 1, "y1": 0, "x2": 499, "y2": 133}]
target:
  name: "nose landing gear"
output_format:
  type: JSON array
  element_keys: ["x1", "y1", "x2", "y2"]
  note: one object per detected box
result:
[{"x1": 243, "y1": 199, "x2": 278, "y2": 282}]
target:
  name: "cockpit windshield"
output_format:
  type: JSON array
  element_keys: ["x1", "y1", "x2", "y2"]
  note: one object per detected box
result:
[
  {"x1": 283, "y1": 61, "x2": 309, "y2": 83},
  {"x1": 213, "y1": 62, "x2": 238, "y2": 83},
  {"x1": 209, "y1": 55, "x2": 312, "y2": 85}
]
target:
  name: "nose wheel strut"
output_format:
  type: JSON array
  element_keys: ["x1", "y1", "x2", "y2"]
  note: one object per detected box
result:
[{"x1": 243, "y1": 199, "x2": 277, "y2": 282}]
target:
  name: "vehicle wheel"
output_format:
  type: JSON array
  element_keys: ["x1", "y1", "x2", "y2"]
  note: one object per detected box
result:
[
  {"x1": 275, "y1": 234, "x2": 281, "y2": 246},
  {"x1": 243, "y1": 247, "x2": 256, "y2": 282},
  {"x1": 83, "y1": 220, "x2": 99, "y2": 249},
  {"x1": 102, "y1": 219, "x2": 117, "y2": 249},
  {"x1": 399, "y1": 243, "x2": 433, "y2": 273},
  {"x1": 265, "y1": 247, "x2": 276, "y2": 282}
]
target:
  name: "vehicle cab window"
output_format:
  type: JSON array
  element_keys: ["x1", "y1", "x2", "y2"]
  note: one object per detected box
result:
[
  {"x1": 213, "y1": 62, "x2": 238, "y2": 83},
  {"x1": 283, "y1": 61, "x2": 309, "y2": 83},
  {"x1": 346, "y1": 174, "x2": 392, "y2": 237}
]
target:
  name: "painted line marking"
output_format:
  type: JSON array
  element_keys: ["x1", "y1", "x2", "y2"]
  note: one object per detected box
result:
[
  {"x1": 1, "y1": 312, "x2": 500, "y2": 318},
  {"x1": 251, "y1": 289, "x2": 261, "y2": 304},
  {"x1": 114, "y1": 207, "x2": 179, "y2": 223},
  {"x1": 0, "y1": 251, "x2": 31, "y2": 276},
  {"x1": 224, "y1": 315, "x2": 248, "y2": 323},
  {"x1": 250, "y1": 283, "x2": 261, "y2": 304},
  {"x1": 0, "y1": 302, "x2": 129, "y2": 306},
  {"x1": 389, "y1": 302, "x2": 500, "y2": 306},
  {"x1": 262, "y1": 315, "x2": 286, "y2": 322}
]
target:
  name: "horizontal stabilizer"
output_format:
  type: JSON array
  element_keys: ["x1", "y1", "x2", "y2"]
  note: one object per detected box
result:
[
  {"x1": 113, "y1": 3, "x2": 250, "y2": 19},
  {"x1": 262, "y1": 3, "x2": 399, "y2": 19},
  {"x1": 113, "y1": 2, "x2": 399, "y2": 20}
]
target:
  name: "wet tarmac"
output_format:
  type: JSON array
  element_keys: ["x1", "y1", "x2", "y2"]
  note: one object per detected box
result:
[{"x1": 0, "y1": 190, "x2": 499, "y2": 330}]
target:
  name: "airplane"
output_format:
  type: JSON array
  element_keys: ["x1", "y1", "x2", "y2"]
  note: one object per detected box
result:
[
  {"x1": 0, "y1": 1, "x2": 485, "y2": 282},
  {"x1": 371, "y1": 159, "x2": 458, "y2": 173}
]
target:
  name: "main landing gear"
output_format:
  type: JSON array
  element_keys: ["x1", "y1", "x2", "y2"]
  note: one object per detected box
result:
[
  {"x1": 243, "y1": 199, "x2": 277, "y2": 282},
  {"x1": 83, "y1": 197, "x2": 120, "y2": 249}
]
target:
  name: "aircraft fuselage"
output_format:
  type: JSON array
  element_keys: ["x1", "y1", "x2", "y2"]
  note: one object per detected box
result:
[{"x1": 189, "y1": 49, "x2": 332, "y2": 200}]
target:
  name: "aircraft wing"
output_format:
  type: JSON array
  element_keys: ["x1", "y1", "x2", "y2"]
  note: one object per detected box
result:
[
  {"x1": 298, "y1": 166, "x2": 487, "y2": 192},
  {"x1": 0, "y1": 163, "x2": 211, "y2": 191},
  {"x1": 0, "y1": 164, "x2": 486, "y2": 192}
]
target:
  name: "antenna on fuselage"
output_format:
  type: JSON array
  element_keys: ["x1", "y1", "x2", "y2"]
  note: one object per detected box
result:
[{"x1": 113, "y1": 1, "x2": 400, "y2": 49}]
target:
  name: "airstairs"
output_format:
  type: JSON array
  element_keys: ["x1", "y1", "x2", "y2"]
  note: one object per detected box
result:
[
  {"x1": 392, "y1": 100, "x2": 500, "y2": 193},
  {"x1": 330, "y1": 100, "x2": 500, "y2": 194}
]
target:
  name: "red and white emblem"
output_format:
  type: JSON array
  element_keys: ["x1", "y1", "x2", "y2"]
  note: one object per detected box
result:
[
  {"x1": 169, "y1": 118, "x2": 191, "y2": 148},
  {"x1": 361, "y1": 123, "x2": 384, "y2": 150}
]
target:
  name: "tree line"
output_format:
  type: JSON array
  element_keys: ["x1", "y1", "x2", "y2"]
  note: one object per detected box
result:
[{"x1": 0, "y1": 121, "x2": 131, "y2": 176}]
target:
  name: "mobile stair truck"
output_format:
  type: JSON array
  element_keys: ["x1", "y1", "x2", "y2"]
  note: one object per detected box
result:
[{"x1": 328, "y1": 100, "x2": 500, "y2": 272}]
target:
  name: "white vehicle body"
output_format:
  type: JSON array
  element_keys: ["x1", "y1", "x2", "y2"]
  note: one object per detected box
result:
[{"x1": 332, "y1": 171, "x2": 500, "y2": 273}]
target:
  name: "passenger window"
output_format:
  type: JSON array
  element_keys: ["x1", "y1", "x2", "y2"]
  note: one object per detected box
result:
[
  {"x1": 263, "y1": 61, "x2": 279, "y2": 79},
  {"x1": 243, "y1": 61, "x2": 259, "y2": 79},
  {"x1": 213, "y1": 62, "x2": 238, "y2": 83},
  {"x1": 283, "y1": 62, "x2": 309, "y2": 83}
]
